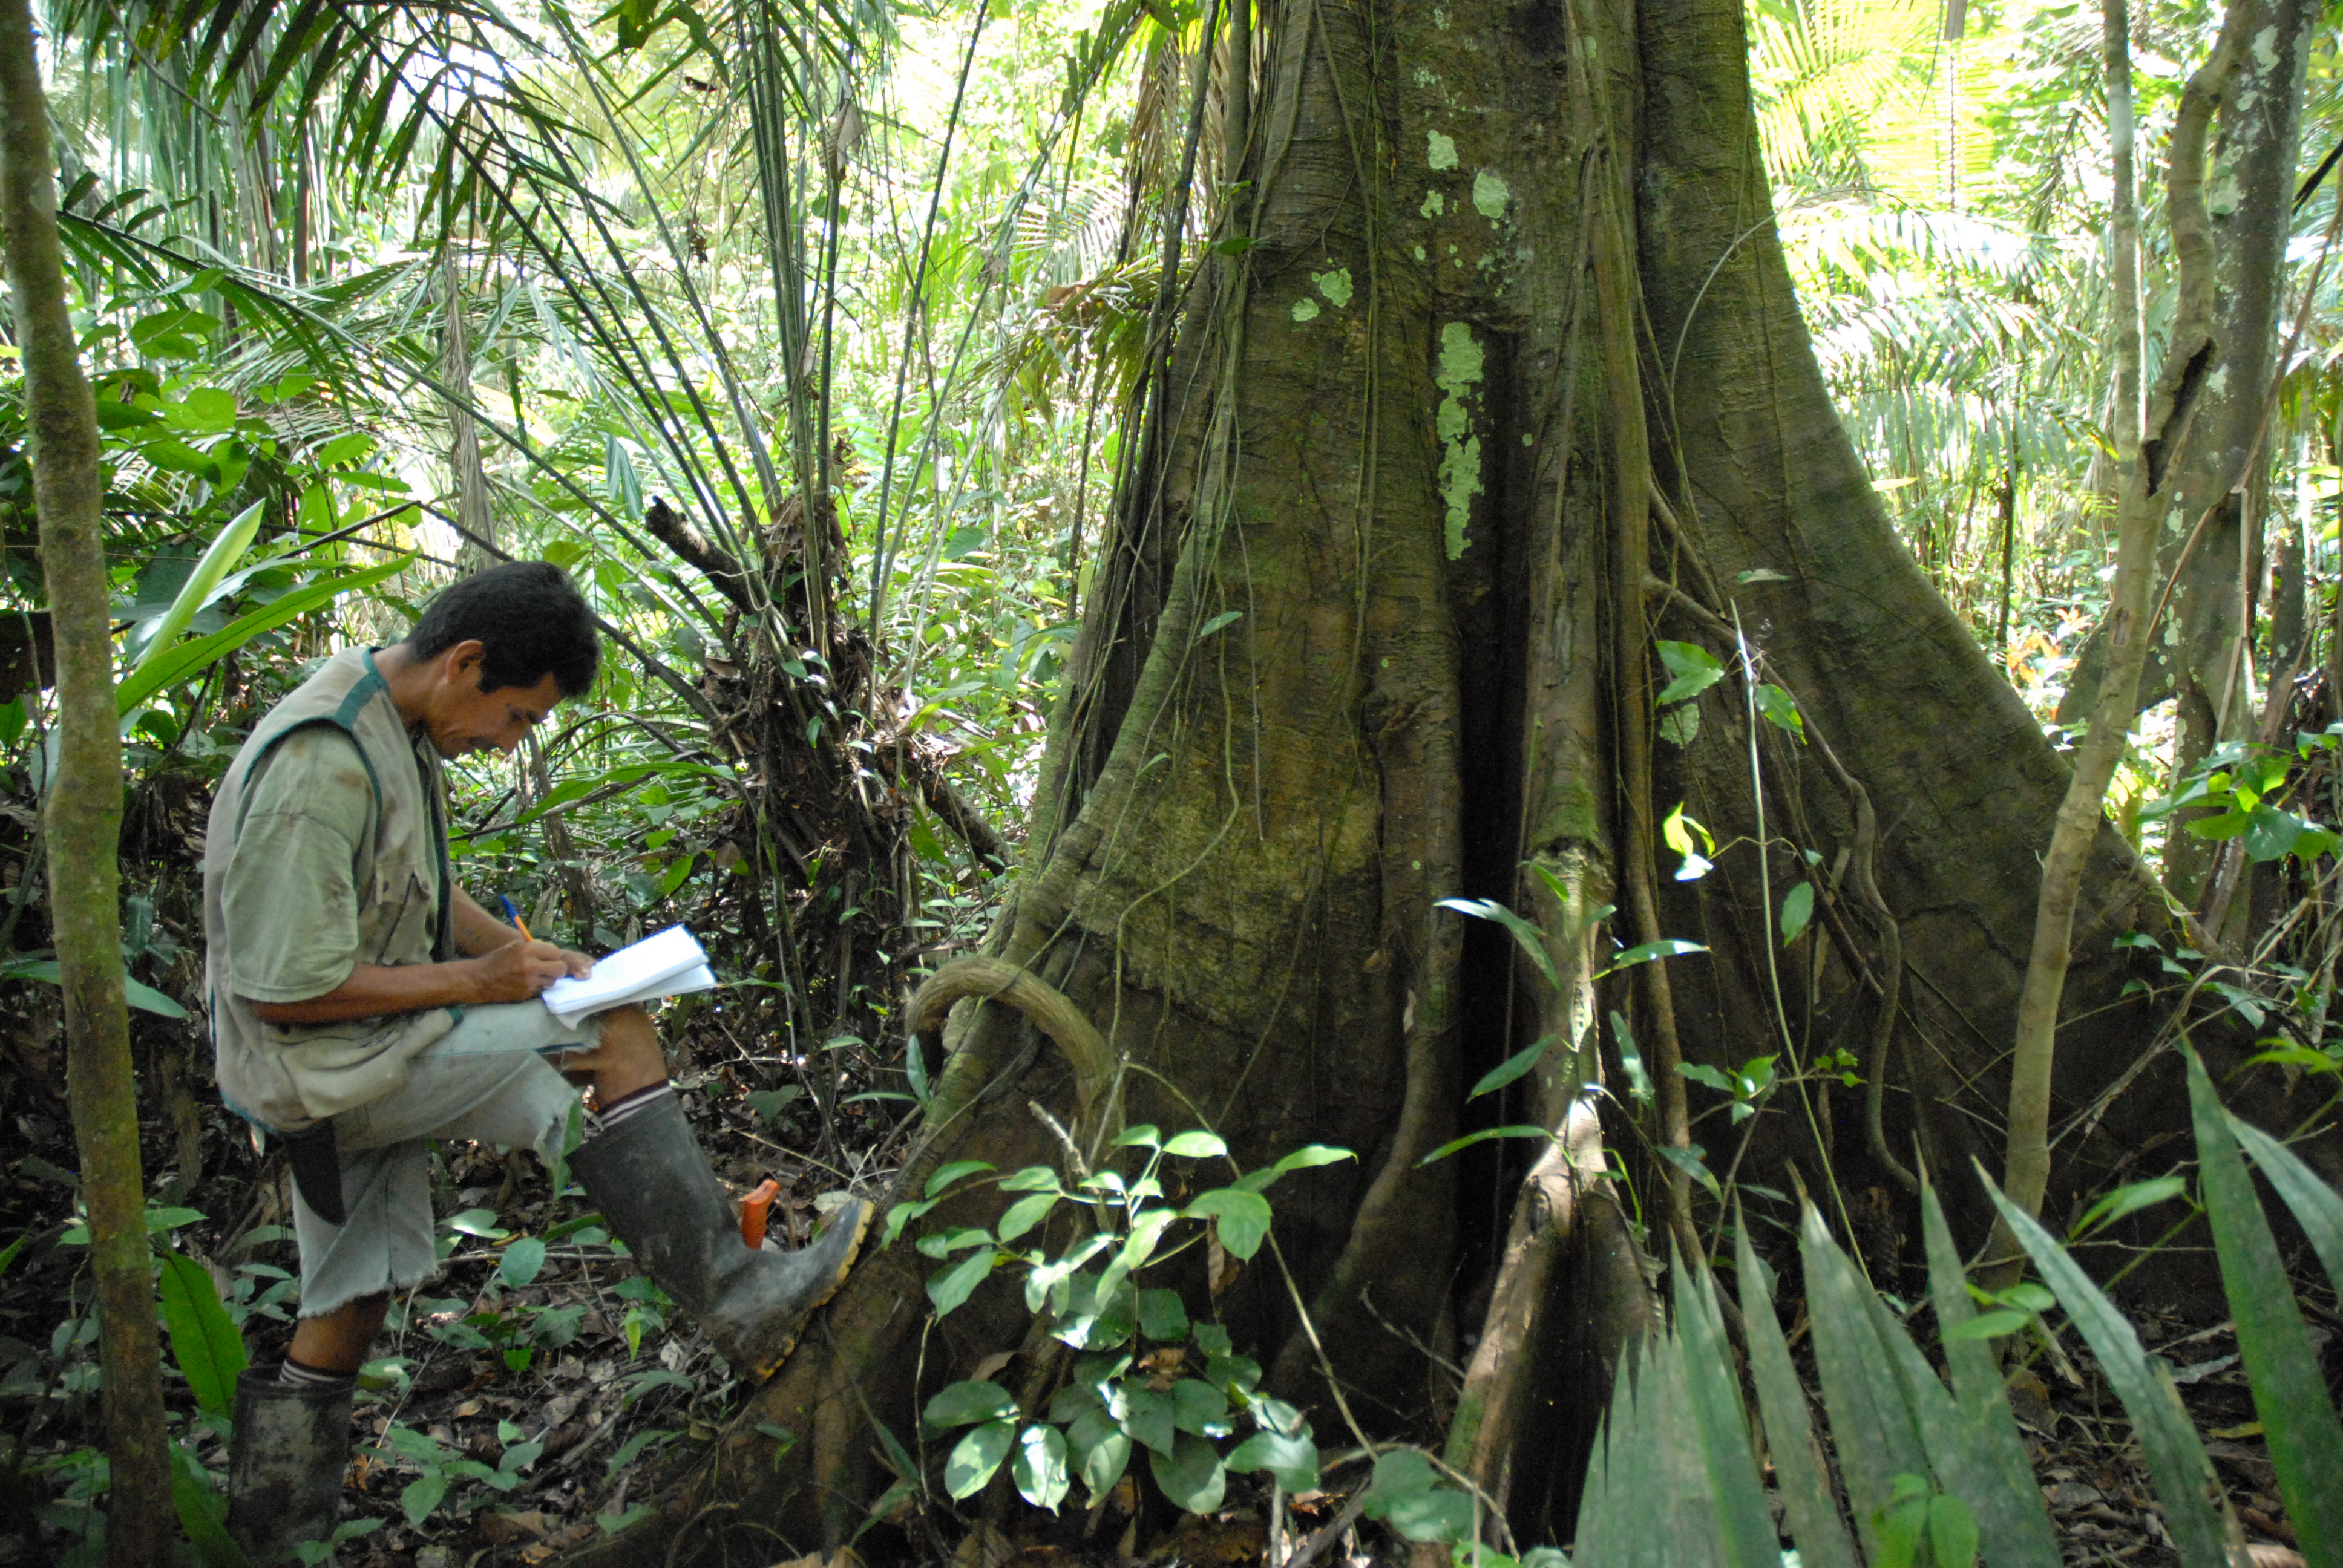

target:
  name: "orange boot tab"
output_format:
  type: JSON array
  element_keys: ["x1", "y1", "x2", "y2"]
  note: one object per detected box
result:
[{"x1": 739, "y1": 1178, "x2": 781, "y2": 1250}]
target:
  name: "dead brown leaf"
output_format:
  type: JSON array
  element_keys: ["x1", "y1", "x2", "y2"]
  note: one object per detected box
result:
[{"x1": 477, "y1": 1511, "x2": 552, "y2": 1546}]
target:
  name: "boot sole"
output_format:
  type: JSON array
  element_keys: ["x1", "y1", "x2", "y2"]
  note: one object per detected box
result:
[{"x1": 749, "y1": 1198, "x2": 873, "y2": 1381}]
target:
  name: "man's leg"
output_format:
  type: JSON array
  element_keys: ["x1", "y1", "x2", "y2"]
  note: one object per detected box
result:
[
  {"x1": 548, "y1": 1002, "x2": 667, "y2": 1108},
  {"x1": 562, "y1": 1005, "x2": 870, "y2": 1379},
  {"x1": 286, "y1": 1294, "x2": 390, "y2": 1377}
]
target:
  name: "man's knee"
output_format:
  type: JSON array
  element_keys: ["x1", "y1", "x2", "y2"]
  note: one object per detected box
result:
[{"x1": 581, "y1": 1005, "x2": 667, "y2": 1100}]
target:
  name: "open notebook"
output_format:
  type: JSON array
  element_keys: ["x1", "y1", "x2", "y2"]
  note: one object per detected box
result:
[{"x1": 540, "y1": 924, "x2": 717, "y2": 1029}]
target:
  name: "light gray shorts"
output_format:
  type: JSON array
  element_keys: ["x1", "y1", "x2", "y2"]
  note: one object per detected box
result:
[{"x1": 289, "y1": 1002, "x2": 605, "y2": 1318}]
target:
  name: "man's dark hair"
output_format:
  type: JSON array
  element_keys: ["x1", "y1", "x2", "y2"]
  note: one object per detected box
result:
[{"x1": 404, "y1": 561, "x2": 600, "y2": 697}]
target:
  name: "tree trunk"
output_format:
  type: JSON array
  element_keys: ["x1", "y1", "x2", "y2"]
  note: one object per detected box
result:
[
  {"x1": 0, "y1": 0, "x2": 174, "y2": 1561},
  {"x1": 2155, "y1": 0, "x2": 2318, "y2": 908},
  {"x1": 442, "y1": 249, "x2": 497, "y2": 575},
  {"x1": 580, "y1": 0, "x2": 2335, "y2": 1557},
  {"x1": 2054, "y1": 0, "x2": 2318, "y2": 903}
]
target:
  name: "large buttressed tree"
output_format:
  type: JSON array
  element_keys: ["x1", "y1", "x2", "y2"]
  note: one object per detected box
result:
[{"x1": 601, "y1": 0, "x2": 2332, "y2": 1555}]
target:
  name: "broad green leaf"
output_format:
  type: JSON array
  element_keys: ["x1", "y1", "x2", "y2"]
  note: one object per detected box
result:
[
  {"x1": 169, "y1": 1439, "x2": 247, "y2": 1568},
  {"x1": 1, "y1": 956, "x2": 191, "y2": 1019},
  {"x1": 995, "y1": 1192, "x2": 1060, "y2": 1243},
  {"x1": 116, "y1": 555, "x2": 415, "y2": 716},
  {"x1": 1148, "y1": 1429, "x2": 1225, "y2": 1514},
  {"x1": 401, "y1": 1471, "x2": 448, "y2": 1528},
  {"x1": 1238, "y1": 1143, "x2": 1357, "y2": 1192},
  {"x1": 444, "y1": 1209, "x2": 506, "y2": 1239},
  {"x1": 915, "y1": 1226, "x2": 994, "y2": 1261},
  {"x1": 1655, "y1": 639, "x2": 1726, "y2": 703},
  {"x1": 1194, "y1": 610, "x2": 1244, "y2": 639},
  {"x1": 1184, "y1": 1188, "x2": 1273, "y2": 1259},
  {"x1": 944, "y1": 1419, "x2": 1015, "y2": 1500},
  {"x1": 1755, "y1": 684, "x2": 1805, "y2": 740},
  {"x1": 926, "y1": 1246, "x2": 998, "y2": 1318},
  {"x1": 157, "y1": 1251, "x2": 247, "y2": 1419},
  {"x1": 926, "y1": 1160, "x2": 995, "y2": 1199},
  {"x1": 128, "y1": 500, "x2": 263, "y2": 673},
  {"x1": 1927, "y1": 1494, "x2": 1981, "y2": 1568},
  {"x1": 2186, "y1": 1050, "x2": 2343, "y2": 1567},
  {"x1": 1271, "y1": 1143, "x2": 1355, "y2": 1175},
  {"x1": 1940, "y1": 1308, "x2": 2028, "y2": 1341},
  {"x1": 925, "y1": 1379, "x2": 1019, "y2": 1429},
  {"x1": 1656, "y1": 1142, "x2": 1722, "y2": 1198},
  {"x1": 1435, "y1": 897, "x2": 1560, "y2": 993},
  {"x1": 999, "y1": 1165, "x2": 1062, "y2": 1192},
  {"x1": 1598, "y1": 938, "x2": 1708, "y2": 976},
  {"x1": 1067, "y1": 1407, "x2": 1131, "y2": 1499},
  {"x1": 1780, "y1": 881, "x2": 1815, "y2": 945},
  {"x1": 1470, "y1": 1035, "x2": 1555, "y2": 1098},
  {"x1": 1364, "y1": 1449, "x2": 1475, "y2": 1545},
  {"x1": 1981, "y1": 1171, "x2": 2232, "y2": 1568},
  {"x1": 1227, "y1": 1428, "x2": 1319, "y2": 1491},
  {"x1": 1137, "y1": 1288, "x2": 1189, "y2": 1342},
  {"x1": 1118, "y1": 1382, "x2": 1176, "y2": 1455},
  {"x1": 1012, "y1": 1423, "x2": 1070, "y2": 1511},
  {"x1": 1112, "y1": 1124, "x2": 1162, "y2": 1148},
  {"x1": 1416, "y1": 1125, "x2": 1554, "y2": 1167},
  {"x1": 1162, "y1": 1131, "x2": 1227, "y2": 1158},
  {"x1": 2071, "y1": 1175, "x2": 2188, "y2": 1239},
  {"x1": 1170, "y1": 1378, "x2": 1228, "y2": 1436},
  {"x1": 498, "y1": 1238, "x2": 546, "y2": 1288}
]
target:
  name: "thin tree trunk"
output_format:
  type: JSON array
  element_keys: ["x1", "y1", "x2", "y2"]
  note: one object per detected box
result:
[
  {"x1": 442, "y1": 250, "x2": 495, "y2": 573},
  {"x1": 2151, "y1": 0, "x2": 2315, "y2": 904},
  {"x1": 0, "y1": 0, "x2": 172, "y2": 1559},
  {"x1": 1994, "y1": 0, "x2": 2234, "y2": 1264}
]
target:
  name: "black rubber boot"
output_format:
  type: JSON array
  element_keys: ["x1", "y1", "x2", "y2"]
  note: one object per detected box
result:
[
  {"x1": 225, "y1": 1367, "x2": 352, "y2": 1564},
  {"x1": 571, "y1": 1092, "x2": 870, "y2": 1377}
]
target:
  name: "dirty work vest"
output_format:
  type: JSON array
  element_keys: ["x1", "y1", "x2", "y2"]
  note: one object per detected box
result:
[{"x1": 203, "y1": 646, "x2": 456, "y2": 1131}]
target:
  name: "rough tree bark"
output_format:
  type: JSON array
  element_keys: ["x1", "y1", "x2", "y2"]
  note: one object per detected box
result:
[
  {"x1": 0, "y1": 0, "x2": 174, "y2": 1560},
  {"x1": 580, "y1": 0, "x2": 2335, "y2": 1558}
]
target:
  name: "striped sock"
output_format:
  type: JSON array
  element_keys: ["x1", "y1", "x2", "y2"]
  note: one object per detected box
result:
[
  {"x1": 278, "y1": 1356, "x2": 355, "y2": 1390},
  {"x1": 589, "y1": 1082, "x2": 673, "y2": 1135}
]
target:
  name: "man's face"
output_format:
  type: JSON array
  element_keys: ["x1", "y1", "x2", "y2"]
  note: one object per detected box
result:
[{"x1": 424, "y1": 643, "x2": 565, "y2": 759}]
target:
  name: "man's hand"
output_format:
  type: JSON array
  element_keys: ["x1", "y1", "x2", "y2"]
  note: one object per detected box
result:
[{"x1": 470, "y1": 938, "x2": 582, "y2": 1002}]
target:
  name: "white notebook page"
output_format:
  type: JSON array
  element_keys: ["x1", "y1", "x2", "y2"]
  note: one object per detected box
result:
[{"x1": 540, "y1": 925, "x2": 711, "y2": 1027}]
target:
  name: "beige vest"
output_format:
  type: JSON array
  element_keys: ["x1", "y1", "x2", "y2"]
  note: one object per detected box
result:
[{"x1": 204, "y1": 647, "x2": 456, "y2": 1131}]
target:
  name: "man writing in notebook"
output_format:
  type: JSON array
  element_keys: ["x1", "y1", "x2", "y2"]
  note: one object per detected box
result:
[{"x1": 203, "y1": 561, "x2": 869, "y2": 1561}]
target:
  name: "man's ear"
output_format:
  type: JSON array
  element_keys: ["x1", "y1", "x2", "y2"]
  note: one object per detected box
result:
[{"x1": 445, "y1": 639, "x2": 491, "y2": 688}]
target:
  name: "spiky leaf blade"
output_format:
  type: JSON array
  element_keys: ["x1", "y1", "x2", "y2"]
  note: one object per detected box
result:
[
  {"x1": 2187, "y1": 1051, "x2": 2343, "y2": 1568},
  {"x1": 1982, "y1": 1169, "x2": 2232, "y2": 1568},
  {"x1": 1919, "y1": 1177, "x2": 2059, "y2": 1568},
  {"x1": 1737, "y1": 1224, "x2": 1860, "y2": 1568}
]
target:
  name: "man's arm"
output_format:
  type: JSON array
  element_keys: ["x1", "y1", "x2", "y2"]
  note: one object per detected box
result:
[
  {"x1": 249, "y1": 890, "x2": 592, "y2": 1025},
  {"x1": 249, "y1": 941, "x2": 575, "y2": 1024}
]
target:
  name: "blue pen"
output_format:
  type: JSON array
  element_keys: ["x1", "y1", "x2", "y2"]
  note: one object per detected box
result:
[{"x1": 499, "y1": 894, "x2": 534, "y2": 942}]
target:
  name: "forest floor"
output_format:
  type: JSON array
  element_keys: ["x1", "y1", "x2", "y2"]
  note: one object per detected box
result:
[{"x1": 0, "y1": 1004, "x2": 2335, "y2": 1567}]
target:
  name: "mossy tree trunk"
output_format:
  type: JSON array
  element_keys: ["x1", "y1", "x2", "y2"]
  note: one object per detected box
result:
[
  {"x1": 588, "y1": 0, "x2": 2332, "y2": 1558},
  {"x1": 0, "y1": 0, "x2": 173, "y2": 1561}
]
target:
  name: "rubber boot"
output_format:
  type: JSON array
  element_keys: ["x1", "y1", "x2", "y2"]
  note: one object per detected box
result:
[
  {"x1": 225, "y1": 1367, "x2": 352, "y2": 1564},
  {"x1": 571, "y1": 1092, "x2": 870, "y2": 1377}
]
